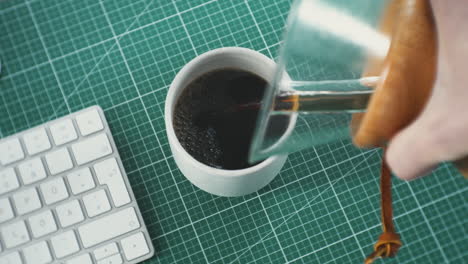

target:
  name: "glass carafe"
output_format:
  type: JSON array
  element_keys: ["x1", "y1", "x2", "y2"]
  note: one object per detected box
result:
[{"x1": 250, "y1": 0, "x2": 394, "y2": 162}]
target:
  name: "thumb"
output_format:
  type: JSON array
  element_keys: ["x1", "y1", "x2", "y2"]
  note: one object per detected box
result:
[{"x1": 386, "y1": 118, "x2": 439, "y2": 181}]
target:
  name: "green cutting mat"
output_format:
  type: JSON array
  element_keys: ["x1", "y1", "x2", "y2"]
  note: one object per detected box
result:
[{"x1": 1, "y1": 0, "x2": 467, "y2": 263}]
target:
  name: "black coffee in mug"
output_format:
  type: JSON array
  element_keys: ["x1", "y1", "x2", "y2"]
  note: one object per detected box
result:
[{"x1": 173, "y1": 68, "x2": 267, "y2": 170}]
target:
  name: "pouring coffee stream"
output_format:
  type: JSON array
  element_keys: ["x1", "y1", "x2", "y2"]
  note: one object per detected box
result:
[{"x1": 199, "y1": 77, "x2": 378, "y2": 124}]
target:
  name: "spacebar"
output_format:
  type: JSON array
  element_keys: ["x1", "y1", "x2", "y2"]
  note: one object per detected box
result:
[{"x1": 78, "y1": 207, "x2": 140, "y2": 248}]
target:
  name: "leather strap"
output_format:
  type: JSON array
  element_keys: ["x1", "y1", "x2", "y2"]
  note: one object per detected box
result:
[{"x1": 364, "y1": 148, "x2": 402, "y2": 264}]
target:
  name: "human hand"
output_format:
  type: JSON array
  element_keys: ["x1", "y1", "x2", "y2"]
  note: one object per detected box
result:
[{"x1": 386, "y1": 0, "x2": 468, "y2": 180}]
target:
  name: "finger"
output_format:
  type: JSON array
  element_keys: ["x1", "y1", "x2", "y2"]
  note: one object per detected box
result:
[{"x1": 386, "y1": 120, "x2": 439, "y2": 181}]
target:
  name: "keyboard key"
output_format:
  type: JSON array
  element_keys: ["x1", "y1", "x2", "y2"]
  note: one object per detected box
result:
[
  {"x1": 76, "y1": 109, "x2": 104, "y2": 136},
  {"x1": 40, "y1": 177, "x2": 69, "y2": 205},
  {"x1": 78, "y1": 207, "x2": 140, "y2": 248},
  {"x1": 0, "y1": 138, "x2": 24, "y2": 165},
  {"x1": 67, "y1": 167, "x2": 95, "y2": 194},
  {"x1": 93, "y1": 242, "x2": 118, "y2": 260},
  {"x1": 45, "y1": 148, "x2": 73, "y2": 175},
  {"x1": 22, "y1": 128, "x2": 51, "y2": 155},
  {"x1": 98, "y1": 254, "x2": 123, "y2": 264},
  {"x1": 1, "y1": 220, "x2": 30, "y2": 248},
  {"x1": 51, "y1": 230, "x2": 79, "y2": 258},
  {"x1": 0, "y1": 198, "x2": 14, "y2": 223},
  {"x1": 82, "y1": 189, "x2": 111, "y2": 217},
  {"x1": 71, "y1": 133, "x2": 112, "y2": 165},
  {"x1": 49, "y1": 119, "x2": 78, "y2": 146},
  {"x1": 66, "y1": 253, "x2": 93, "y2": 264},
  {"x1": 0, "y1": 251, "x2": 22, "y2": 264},
  {"x1": 121, "y1": 232, "x2": 150, "y2": 261},
  {"x1": 0, "y1": 167, "x2": 20, "y2": 195},
  {"x1": 28, "y1": 210, "x2": 57, "y2": 238},
  {"x1": 94, "y1": 158, "x2": 130, "y2": 207},
  {"x1": 97, "y1": 254, "x2": 122, "y2": 264},
  {"x1": 13, "y1": 188, "x2": 41, "y2": 214},
  {"x1": 56, "y1": 200, "x2": 84, "y2": 227},
  {"x1": 23, "y1": 241, "x2": 52, "y2": 264},
  {"x1": 18, "y1": 157, "x2": 47, "y2": 185}
]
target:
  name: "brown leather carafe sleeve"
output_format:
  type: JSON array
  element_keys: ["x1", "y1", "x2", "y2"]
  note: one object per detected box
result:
[
  {"x1": 350, "y1": 1, "x2": 436, "y2": 263},
  {"x1": 352, "y1": 0, "x2": 436, "y2": 148}
]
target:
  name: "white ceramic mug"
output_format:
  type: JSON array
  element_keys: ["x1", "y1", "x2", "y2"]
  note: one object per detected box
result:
[{"x1": 165, "y1": 47, "x2": 289, "y2": 197}]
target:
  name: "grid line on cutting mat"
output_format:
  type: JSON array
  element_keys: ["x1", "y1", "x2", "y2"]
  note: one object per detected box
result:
[
  {"x1": 25, "y1": 0, "x2": 71, "y2": 114},
  {"x1": 99, "y1": 0, "x2": 209, "y2": 262},
  {"x1": 1, "y1": 0, "x2": 467, "y2": 263}
]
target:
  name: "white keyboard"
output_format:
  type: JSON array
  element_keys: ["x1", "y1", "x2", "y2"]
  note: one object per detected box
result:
[{"x1": 0, "y1": 106, "x2": 154, "y2": 264}]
